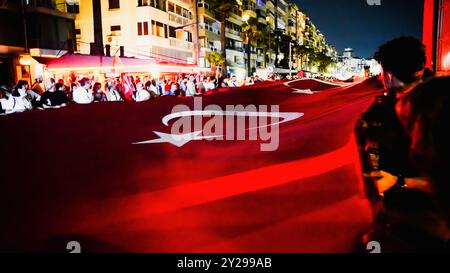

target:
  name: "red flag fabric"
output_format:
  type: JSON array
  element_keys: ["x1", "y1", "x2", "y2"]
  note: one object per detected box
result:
[
  {"x1": 0, "y1": 77, "x2": 384, "y2": 252},
  {"x1": 122, "y1": 75, "x2": 136, "y2": 101}
]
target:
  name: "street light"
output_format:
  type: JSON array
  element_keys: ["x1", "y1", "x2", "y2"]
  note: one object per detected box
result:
[
  {"x1": 242, "y1": 14, "x2": 250, "y2": 23},
  {"x1": 289, "y1": 42, "x2": 293, "y2": 78},
  {"x1": 242, "y1": 13, "x2": 252, "y2": 77}
]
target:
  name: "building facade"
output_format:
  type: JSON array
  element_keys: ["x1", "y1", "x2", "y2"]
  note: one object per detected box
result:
[
  {"x1": 75, "y1": 0, "x2": 196, "y2": 64},
  {"x1": 0, "y1": 0, "x2": 76, "y2": 85},
  {"x1": 0, "y1": 0, "x2": 338, "y2": 83}
]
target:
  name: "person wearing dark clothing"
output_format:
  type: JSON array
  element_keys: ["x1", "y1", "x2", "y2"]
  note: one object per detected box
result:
[
  {"x1": 362, "y1": 77, "x2": 450, "y2": 253},
  {"x1": 356, "y1": 37, "x2": 440, "y2": 252},
  {"x1": 397, "y1": 77, "x2": 450, "y2": 229},
  {"x1": 40, "y1": 82, "x2": 68, "y2": 108},
  {"x1": 92, "y1": 82, "x2": 107, "y2": 102}
]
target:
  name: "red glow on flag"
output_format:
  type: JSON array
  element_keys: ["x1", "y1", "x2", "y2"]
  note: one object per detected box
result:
[{"x1": 423, "y1": 0, "x2": 435, "y2": 70}]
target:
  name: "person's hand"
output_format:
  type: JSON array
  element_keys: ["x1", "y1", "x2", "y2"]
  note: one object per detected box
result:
[{"x1": 365, "y1": 170, "x2": 398, "y2": 194}]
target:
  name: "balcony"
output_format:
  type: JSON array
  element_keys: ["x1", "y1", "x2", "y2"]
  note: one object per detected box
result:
[
  {"x1": 168, "y1": 11, "x2": 191, "y2": 26},
  {"x1": 199, "y1": 23, "x2": 220, "y2": 35},
  {"x1": 24, "y1": 0, "x2": 76, "y2": 19},
  {"x1": 169, "y1": 38, "x2": 193, "y2": 50},
  {"x1": 225, "y1": 30, "x2": 242, "y2": 41},
  {"x1": 258, "y1": 17, "x2": 267, "y2": 25}
]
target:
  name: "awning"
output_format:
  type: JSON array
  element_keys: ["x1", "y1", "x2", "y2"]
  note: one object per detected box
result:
[
  {"x1": 32, "y1": 57, "x2": 58, "y2": 65},
  {"x1": 45, "y1": 53, "x2": 209, "y2": 74}
]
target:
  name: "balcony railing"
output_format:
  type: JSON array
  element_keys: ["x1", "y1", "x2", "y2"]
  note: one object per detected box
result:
[
  {"x1": 168, "y1": 12, "x2": 191, "y2": 25},
  {"x1": 169, "y1": 38, "x2": 193, "y2": 50},
  {"x1": 199, "y1": 23, "x2": 220, "y2": 35},
  {"x1": 226, "y1": 28, "x2": 241, "y2": 36}
]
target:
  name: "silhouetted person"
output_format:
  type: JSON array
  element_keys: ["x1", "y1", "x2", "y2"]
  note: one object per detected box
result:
[{"x1": 355, "y1": 37, "x2": 436, "y2": 250}]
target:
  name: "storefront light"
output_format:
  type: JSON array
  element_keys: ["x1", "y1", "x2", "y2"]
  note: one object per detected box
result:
[
  {"x1": 443, "y1": 52, "x2": 450, "y2": 70},
  {"x1": 19, "y1": 56, "x2": 33, "y2": 66}
]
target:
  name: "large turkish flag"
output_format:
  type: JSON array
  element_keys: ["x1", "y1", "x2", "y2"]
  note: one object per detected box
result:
[{"x1": 0, "y1": 77, "x2": 384, "y2": 252}]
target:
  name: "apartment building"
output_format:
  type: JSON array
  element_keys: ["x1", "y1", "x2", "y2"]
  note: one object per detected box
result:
[
  {"x1": 75, "y1": 0, "x2": 196, "y2": 64},
  {"x1": 196, "y1": 0, "x2": 220, "y2": 68},
  {"x1": 0, "y1": 0, "x2": 76, "y2": 85},
  {"x1": 16, "y1": 0, "x2": 338, "y2": 80}
]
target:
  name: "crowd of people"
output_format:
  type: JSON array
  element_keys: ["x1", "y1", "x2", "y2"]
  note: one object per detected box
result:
[
  {"x1": 0, "y1": 73, "x2": 269, "y2": 115},
  {"x1": 0, "y1": 36, "x2": 448, "y2": 252},
  {"x1": 355, "y1": 37, "x2": 449, "y2": 252}
]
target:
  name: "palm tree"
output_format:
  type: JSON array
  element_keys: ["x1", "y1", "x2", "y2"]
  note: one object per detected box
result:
[
  {"x1": 294, "y1": 44, "x2": 314, "y2": 71},
  {"x1": 209, "y1": 0, "x2": 241, "y2": 76},
  {"x1": 206, "y1": 51, "x2": 225, "y2": 78},
  {"x1": 241, "y1": 17, "x2": 262, "y2": 76},
  {"x1": 256, "y1": 23, "x2": 272, "y2": 69},
  {"x1": 313, "y1": 51, "x2": 334, "y2": 73}
]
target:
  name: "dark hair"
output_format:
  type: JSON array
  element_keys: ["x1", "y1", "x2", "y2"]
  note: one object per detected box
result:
[
  {"x1": 55, "y1": 82, "x2": 64, "y2": 92},
  {"x1": 374, "y1": 37, "x2": 426, "y2": 84},
  {"x1": 0, "y1": 85, "x2": 11, "y2": 99},
  {"x1": 12, "y1": 80, "x2": 29, "y2": 97},
  {"x1": 400, "y1": 76, "x2": 450, "y2": 223},
  {"x1": 93, "y1": 82, "x2": 102, "y2": 93},
  {"x1": 78, "y1": 77, "x2": 91, "y2": 87},
  {"x1": 105, "y1": 81, "x2": 114, "y2": 91}
]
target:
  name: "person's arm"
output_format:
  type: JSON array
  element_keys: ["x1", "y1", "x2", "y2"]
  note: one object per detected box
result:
[
  {"x1": 88, "y1": 91, "x2": 94, "y2": 103},
  {"x1": 366, "y1": 170, "x2": 432, "y2": 194}
]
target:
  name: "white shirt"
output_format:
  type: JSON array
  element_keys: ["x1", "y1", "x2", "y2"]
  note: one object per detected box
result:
[
  {"x1": 106, "y1": 90, "x2": 123, "y2": 102},
  {"x1": 27, "y1": 90, "x2": 41, "y2": 101},
  {"x1": 229, "y1": 80, "x2": 239, "y2": 87},
  {"x1": 133, "y1": 89, "x2": 151, "y2": 102},
  {"x1": 204, "y1": 81, "x2": 216, "y2": 91},
  {"x1": 149, "y1": 85, "x2": 158, "y2": 94},
  {"x1": 185, "y1": 81, "x2": 197, "y2": 96},
  {"x1": 73, "y1": 87, "x2": 94, "y2": 104},
  {"x1": 0, "y1": 96, "x2": 32, "y2": 113}
]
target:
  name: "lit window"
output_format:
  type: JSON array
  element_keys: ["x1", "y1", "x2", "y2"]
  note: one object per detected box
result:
[
  {"x1": 152, "y1": 20, "x2": 165, "y2": 37},
  {"x1": 138, "y1": 0, "x2": 151, "y2": 6}
]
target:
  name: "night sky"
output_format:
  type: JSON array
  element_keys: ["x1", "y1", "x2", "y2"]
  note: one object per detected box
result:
[{"x1": 294, "y1": 0, "x2": 424, "y2": 58}]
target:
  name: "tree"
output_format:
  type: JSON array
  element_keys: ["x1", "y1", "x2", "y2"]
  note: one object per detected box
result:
[
  {"x1": 206, "y1": 51, "x2": 225, "y2": 77},
  {"x1": 294, "y1": 44, "x2": 314, "y2": 70},
  {"x1": 314, "y1": 51, "x2": 334, "y2": 73},
  {"x1": 241, "y1": 17, "x2": 262, "y2": 76},
  {"x1": 256, "y1": 24, "x2": 273, "y2": 68},
  {"x1": 277, "y1": 34, "x2": 293, "y2": 69},
  {"x1": 209, "y1": 0, "x2": 241, "y2": 76},
  {"x1": 272, "y1": 29, "x2": 284, "y2": 67}
]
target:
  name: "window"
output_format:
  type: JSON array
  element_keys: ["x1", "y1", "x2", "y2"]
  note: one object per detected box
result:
[
  {"x1": 184, "y1": 31, "x2": 193, "y2": 43},
  {"x1": 168, "y1": 2, "x2": 175, "y2": 13},
  {"x1": 169, "y1": 26, "x2": 176, "y2": 38},
  {"x1": 137, "y1": 22, "x2": 142, "y2": 35},
  {"x1": 138, "y1": 0, "x2": 150, "y2": 6},
  {"x1": 155, "y1": 0, "x2": 166, "y2": 11},
  {"x1": 66, "y1": 2, "x2": 80, "y2": 14},
  {"x1": 143, "y1": 22, "x2": 149, "y2": 35},
  {"x1": 111, "y1": 25, "x2": 121, "y2": 31},
  {"x1": 109, "y1": 0, "x2": 120, "y2": 9},
  {"x1": 137, "y1": 22, "x2": 149, "y2": 36},
  {"x1": 151, "y1": 20, "x2": 165, "y2": 37}
]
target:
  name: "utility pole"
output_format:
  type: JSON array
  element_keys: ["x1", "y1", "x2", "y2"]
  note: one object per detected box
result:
[
  {"x1": 194, "y1": 0, "x2": 200, "y2": 66},
  {"x1": 20, "y1": 0, "x2": 29, "y2": 53},
  {"x1": 92, "y1": 0, "x2": 104, "y2": 56},
  {"x1": 289, "y1": 42, "x2": 292, "y2": 78}
]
